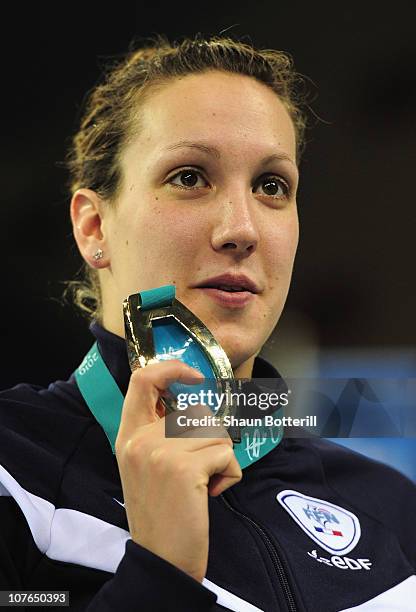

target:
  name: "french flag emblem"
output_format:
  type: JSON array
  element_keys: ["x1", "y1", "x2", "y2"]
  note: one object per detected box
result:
[{"x1": 315, "y1": 526, "x2": 343, "y2": 536}]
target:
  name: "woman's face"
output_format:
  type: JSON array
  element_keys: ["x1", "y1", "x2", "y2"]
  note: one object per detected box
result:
[{"x1": 99, "y1": 70, "x2": 299, "y2": 376}]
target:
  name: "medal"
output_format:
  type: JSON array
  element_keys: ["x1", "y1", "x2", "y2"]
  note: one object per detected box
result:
[
  {"x1": 123, "y1": 285, "x2": 241, "y2": 442},
  {"x1": 76, "y1": 285, "x2": 285, "y2": 466}
]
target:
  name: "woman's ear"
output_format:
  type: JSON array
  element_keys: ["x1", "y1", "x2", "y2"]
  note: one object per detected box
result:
[{"x1": 70, "y1": 188, "x2": 110, "y2": 269}]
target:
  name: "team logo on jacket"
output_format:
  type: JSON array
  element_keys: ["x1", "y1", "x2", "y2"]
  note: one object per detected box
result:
[{"x1": 276, "y1": 490, "x2": 361, "y2": 555}]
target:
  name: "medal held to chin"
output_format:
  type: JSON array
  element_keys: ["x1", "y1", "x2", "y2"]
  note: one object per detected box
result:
[{"x1": 123, "y1": 284, "x2": 241, "y2": 443}]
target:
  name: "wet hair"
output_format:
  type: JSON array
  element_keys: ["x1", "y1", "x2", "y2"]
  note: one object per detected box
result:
[{"x1": 65, "y1": 34, "x2": 308, "y2": 321}]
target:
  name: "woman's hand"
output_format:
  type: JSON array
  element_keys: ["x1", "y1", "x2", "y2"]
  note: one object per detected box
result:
[{"x1": 115, "y1": 360, "x2": 242, "y2": 583}]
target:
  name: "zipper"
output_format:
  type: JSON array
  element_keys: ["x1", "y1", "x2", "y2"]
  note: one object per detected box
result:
[{"x1": 220, "y1": 493, "x2": 297, "y2": 612}]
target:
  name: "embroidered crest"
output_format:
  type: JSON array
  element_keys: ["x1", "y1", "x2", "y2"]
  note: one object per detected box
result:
[{"x1": 277, "y1": 490, "x2": 361, "y2": 555}]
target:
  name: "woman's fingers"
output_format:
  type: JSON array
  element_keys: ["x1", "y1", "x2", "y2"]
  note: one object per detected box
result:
[
  {"x1": 117, "y1": 360, "x2": 204, "y2": 434},
  {"x1": 165, "y1": 402, "x2": 231, "y2": 442},
  {"x1": 191, "y1": 444, "x2": 242, "y2": 496}
]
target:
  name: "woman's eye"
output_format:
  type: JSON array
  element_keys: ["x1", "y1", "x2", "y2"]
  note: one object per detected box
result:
[
  {"x1": 254, "y1": 175, "x2": 289, "y2": 198},
  {"x1": 168, "y1": 169, "x2": 208, "y2": 189}
]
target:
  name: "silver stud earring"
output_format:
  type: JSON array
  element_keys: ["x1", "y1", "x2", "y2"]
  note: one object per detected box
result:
[{"x1": 93, "y1": 248, "x2": 103, "y2": 261}]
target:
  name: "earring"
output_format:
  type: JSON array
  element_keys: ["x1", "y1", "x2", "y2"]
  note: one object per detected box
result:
[{"x1": 93, "y1": 248, "x2": 103, "y2": 261}]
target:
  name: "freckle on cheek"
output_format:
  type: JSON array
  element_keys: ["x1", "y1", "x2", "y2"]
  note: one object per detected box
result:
[{"x1": 125, "y1": 240, "x2": 129, "y2": 246}]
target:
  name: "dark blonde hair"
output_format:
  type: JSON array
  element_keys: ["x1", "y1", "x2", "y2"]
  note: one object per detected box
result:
[{"x1": 65, "y1": 34, "x2": 308, "y2": 321}]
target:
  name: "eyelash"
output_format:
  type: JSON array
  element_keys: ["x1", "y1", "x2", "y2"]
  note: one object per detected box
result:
[{"x1": 166, "y1": 167, "x2": 291, "y2": 198}]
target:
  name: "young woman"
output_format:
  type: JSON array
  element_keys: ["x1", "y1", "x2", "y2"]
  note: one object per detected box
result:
[{"x1": 0, "y1": 36, "x2": 415, "y2": 611}]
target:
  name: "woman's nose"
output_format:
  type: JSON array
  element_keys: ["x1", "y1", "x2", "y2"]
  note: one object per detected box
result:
[{"x1": 211, "y1": 196, "x2": 259, "y2": 257}]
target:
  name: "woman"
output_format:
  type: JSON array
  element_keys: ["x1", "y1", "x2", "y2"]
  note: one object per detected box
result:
[{"x1": 0, "y1": 35, "x2": 415, "y2": 612}]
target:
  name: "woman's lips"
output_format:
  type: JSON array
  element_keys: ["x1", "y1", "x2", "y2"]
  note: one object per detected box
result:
[{"x1": 197, "y1": 287, "x2": 255, "y2": 308}]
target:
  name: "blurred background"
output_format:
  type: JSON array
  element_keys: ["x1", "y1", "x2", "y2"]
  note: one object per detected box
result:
[{"x1": 1, "y1": 2, "x2": 415, "y2": 478}]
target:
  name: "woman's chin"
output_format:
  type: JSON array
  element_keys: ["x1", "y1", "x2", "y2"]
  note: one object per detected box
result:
[{"x1": 213, "y1": 331, "x2": 259, "y2": 376}]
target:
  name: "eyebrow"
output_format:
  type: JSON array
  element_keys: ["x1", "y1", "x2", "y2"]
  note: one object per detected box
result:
[
  {"x1": 164, "y1": 141, "x2": 220, "y2": 159},
  {"x1": 260, "y1": 152, "x2": 297, "y2": 168},
  {"x1": 163, "y1": 141, "x2": 297, "y2": 167}
]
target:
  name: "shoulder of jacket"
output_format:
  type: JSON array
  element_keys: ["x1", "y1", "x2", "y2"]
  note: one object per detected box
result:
[
  {"x1": 0, "y1": 380, "x2": 94, "y2": 497},
  {"x1": 303, "y1": 436, "x2": 416, "y2": 520},
  {"x1": 0, "y1": 378, "x2": 93, "y2": 429}
]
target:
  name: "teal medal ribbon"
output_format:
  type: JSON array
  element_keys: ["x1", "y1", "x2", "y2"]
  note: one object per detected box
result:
[{"x1": 75, "y1": 287, "x2": 283, "y2": 470}]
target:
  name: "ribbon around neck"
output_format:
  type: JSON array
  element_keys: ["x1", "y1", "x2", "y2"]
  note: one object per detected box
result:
[{"x1": 75, "y1": 341, "x2": 283, "y2": 470}]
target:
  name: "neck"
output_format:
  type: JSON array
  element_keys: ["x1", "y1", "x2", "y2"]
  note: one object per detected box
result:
[
  {"x1": 233, "y1": 355, "x2": 255, "y2": 379},
  {"x1": 101, "y1": 311, "x2": 124, "y2": 339}
]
